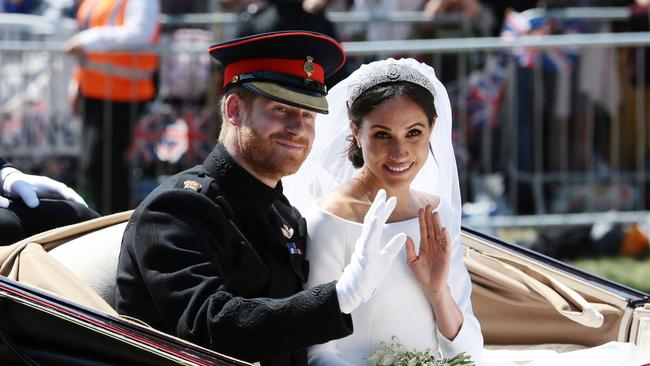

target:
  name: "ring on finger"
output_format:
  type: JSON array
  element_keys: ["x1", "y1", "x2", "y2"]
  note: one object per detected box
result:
[{"x1": 436, "y1": 239, "x2": 446, "y2": 246}]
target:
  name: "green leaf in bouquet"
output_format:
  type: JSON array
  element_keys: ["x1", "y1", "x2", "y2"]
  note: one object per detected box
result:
[{"x1": 367, "y1": 337, "x2": 474, "y2": 366}]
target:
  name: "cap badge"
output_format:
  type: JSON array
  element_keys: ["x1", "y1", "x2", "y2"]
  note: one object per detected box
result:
[
  {"x1": 304, "y1": 56, "x2": 315, "y2": 78},
  {"x1": 281, "y1": 223, "x2": 294, "y2": 239},
  {"x1": 182, "y1": 180, "x2": 202, "y2": 192},
  {"x1": 232, "y1": 75, "x2": 239, "y2": 83}
]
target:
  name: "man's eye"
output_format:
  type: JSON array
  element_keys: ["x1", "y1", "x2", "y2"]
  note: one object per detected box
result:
[
  {"x1": 302, "y1": 112, "x2": 315, "y2": 119},
  {"x1": 274, "y1": 105, "x2": 287, "y2": 112},
  {"x1": 407, "y1": 129, "x2": 422, "y2": 137}
]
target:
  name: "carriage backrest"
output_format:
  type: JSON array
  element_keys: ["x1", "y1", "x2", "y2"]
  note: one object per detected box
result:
[{"x1": 5, "y1": 210, "x2": 631, "y2": 348}]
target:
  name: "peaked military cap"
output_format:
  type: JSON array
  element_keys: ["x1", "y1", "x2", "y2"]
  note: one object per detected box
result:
[{"x1": 209, "y1": 31, "x2": 346, "y2": 114}]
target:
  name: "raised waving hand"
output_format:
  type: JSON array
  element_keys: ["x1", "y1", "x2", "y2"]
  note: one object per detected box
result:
[{"x1": 406, "y1": 205, "x2": 452, "y2": 295}]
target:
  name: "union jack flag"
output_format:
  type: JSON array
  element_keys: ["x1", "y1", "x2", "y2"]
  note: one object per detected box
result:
[
  {"x1": 128, "y1": 106, "x2": 166, "y2": 166},
  {"x1": 179, "y1": 107, "x2": 212, "y2": 165},
  {"x1": 501, "y1": 10, "x2": 577, "y2": 74},
  {"x1": 467, "y1": 67, "x2": 507, "y2": 130},
  {"x1": 449, "y1": 62, "x2": 507, "y2": 133},
  {"x1": 156, "y1": 118, "x2": 188, "y2": 164},
  {"x1": 129, "y1": 104, "x2": 213, "y2": 168}
]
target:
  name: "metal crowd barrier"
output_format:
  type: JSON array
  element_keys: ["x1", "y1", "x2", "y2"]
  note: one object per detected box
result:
[
  {"x1": 340, "y1": 33, "x2": 650, "y2": 230},
  {"x1": 0, "y1": 14, "x2": 78, "y2": 184},
  {"x1": 2, "y1": 10, "x2": 650, "y2": 230},
  {"x1": 158, "y1": 7, "x2": 632, "y2": 27}
]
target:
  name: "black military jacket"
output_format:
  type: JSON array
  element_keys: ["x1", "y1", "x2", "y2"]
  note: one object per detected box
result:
[
  {"x1": 1, "y1": 157, "x2": 14, "y2": 170},
  {"x1": 115, "y1": 143, "x2": 352, "y2": 366}
]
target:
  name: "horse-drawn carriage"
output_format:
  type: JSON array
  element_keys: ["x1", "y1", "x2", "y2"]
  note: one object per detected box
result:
[{"x1": 0, "y1": 212, "x2": 648, "y2": 365}]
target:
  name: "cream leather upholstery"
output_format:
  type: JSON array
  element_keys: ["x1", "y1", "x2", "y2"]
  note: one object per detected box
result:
[{"x1": 48, "y1": 219, "x2": 128, "y2": 307}]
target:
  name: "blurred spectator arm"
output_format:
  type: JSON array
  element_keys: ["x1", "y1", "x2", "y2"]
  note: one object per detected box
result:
[
  {"x1": 68, "y1": 0, "x2": 160, "y2": 53},
  {"x1": 303, "y1": 0, "x2": 332, "y2": 14},
  {"x1": 423, "y1": 0, "x2": 482, "y2": 17}
]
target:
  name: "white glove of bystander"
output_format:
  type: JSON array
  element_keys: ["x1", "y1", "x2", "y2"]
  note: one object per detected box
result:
[
  {"x1": 335, "y1": 189, "x2": 407, "y2": 314},
  {"x1": 0, "y1": 168, "x2": 88, "y2": 209},
  {"x1": 0, "y1": 195, "x2": 9, "y2": 208}
]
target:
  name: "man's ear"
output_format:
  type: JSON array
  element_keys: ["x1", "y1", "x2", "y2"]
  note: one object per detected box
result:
[{"x1": 225, "y1": 94, "x2": 245, "y2": 127}]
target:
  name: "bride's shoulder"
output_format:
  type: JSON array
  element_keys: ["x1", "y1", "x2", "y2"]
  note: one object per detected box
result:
[{"x1": 315, "y1": 183, "x2": 367, "y2": 223}]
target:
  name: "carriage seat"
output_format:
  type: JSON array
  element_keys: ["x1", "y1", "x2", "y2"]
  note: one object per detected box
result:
[
  {"x1": 42, "y1": 213, "x2": 647, "y2": 366},
  {"x1": 48, "y1": 219, "x2": 127, "y2": 307}
]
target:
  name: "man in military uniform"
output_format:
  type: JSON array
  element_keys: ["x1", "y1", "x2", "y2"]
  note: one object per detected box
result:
[{"x1": 116, "y1": 31, "x2": 406, "y2": 366}]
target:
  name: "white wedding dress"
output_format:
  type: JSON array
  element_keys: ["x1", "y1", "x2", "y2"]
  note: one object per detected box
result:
[
  {"x1": 304, "y1": 197, "x2": 483, "y2": 366},
  {"x1": 304, "y1": 201, "x2": 650, "y2": 366}
]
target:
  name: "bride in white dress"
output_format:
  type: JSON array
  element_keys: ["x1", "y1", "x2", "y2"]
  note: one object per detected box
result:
[
  {"x1": 284, "y1": 58, "x2": 483, "y2": 365},
  {"x1": 283, "y1": 58, "x2": 650, "y2": 366}
]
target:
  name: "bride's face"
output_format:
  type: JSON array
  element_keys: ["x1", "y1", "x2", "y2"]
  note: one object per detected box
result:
[{"x1": 352, "y1": 95, "x2": 433, "y2": 190}]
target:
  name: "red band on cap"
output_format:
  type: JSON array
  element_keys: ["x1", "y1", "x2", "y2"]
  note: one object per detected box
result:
[{"x1": 223, "y1": 58, "x2": 325, "y2": 87}]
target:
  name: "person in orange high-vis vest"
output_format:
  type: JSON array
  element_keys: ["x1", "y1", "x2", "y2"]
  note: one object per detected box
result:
[{"x1": 66, "y1": 0, "x2": 160, "y2": 214}]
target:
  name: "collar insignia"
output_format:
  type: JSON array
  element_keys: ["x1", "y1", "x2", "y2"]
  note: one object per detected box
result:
[
  {"x1": 304, "y1": 56, "x2": 315, "y2": 78},
  {"x1": 281, "y1": 223, "x2": 294, "y2": 239},
  {"x1": 182, "y1": 180, "x2": 202, "y2": 192}
]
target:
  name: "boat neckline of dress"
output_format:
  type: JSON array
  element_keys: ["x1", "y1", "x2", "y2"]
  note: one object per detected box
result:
[{"x1": 314, "y1": 194, "x2": 442, "y2": 226}]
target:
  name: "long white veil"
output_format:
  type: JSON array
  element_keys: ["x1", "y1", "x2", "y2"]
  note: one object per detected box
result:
[{"x1": 283, "y1": 58, "x2": 461, "y2": 238}]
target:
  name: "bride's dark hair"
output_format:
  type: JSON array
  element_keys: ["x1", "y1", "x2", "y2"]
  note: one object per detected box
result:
[{"x1": 346, "y1": 81, "x2": 437, "y2": 168}]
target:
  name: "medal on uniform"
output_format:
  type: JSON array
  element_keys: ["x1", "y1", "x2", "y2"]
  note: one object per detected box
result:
[
  {"x1": 281, "y1": 223, "x2": 294, "y2": 239},
  {"x1": 286, "y1": 241, "x2": 302, "y2": 255}
]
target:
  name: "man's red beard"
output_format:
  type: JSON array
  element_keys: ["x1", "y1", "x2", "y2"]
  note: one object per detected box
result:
[{"x1": 238, "y1": 124, "x2": 310, "y2": 181}]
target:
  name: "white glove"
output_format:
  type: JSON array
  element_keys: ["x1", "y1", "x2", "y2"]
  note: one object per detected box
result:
[
  {"x1": 1, "y1": 168, "x2": 88, "y2": 209},
  {"x1": 335, "y1": 189, "x2": 407, "y2": 314}
]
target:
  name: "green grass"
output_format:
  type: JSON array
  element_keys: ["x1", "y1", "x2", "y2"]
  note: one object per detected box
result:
[{"x1": 567, "y1": 255, "x2": 650, "y2": 294}]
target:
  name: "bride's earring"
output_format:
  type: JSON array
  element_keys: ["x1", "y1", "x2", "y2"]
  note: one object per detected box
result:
[{"x1": 356, "y1": 138, "x2": 361, "y2": 148}]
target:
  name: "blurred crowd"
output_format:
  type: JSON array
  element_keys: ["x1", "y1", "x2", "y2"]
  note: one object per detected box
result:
[{"x1": 1, "y1": 1, "x2": 641, "y2": 37}]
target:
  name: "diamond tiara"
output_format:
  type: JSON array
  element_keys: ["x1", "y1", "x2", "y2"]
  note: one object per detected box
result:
[{"x1": 346, "y1": 61, "x2": 436, "y2": 107}]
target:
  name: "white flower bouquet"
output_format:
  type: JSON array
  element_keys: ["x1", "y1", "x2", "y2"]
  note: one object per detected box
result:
[{"x1": 367, "y1": 336, "x2": 474, "y2": 366}]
